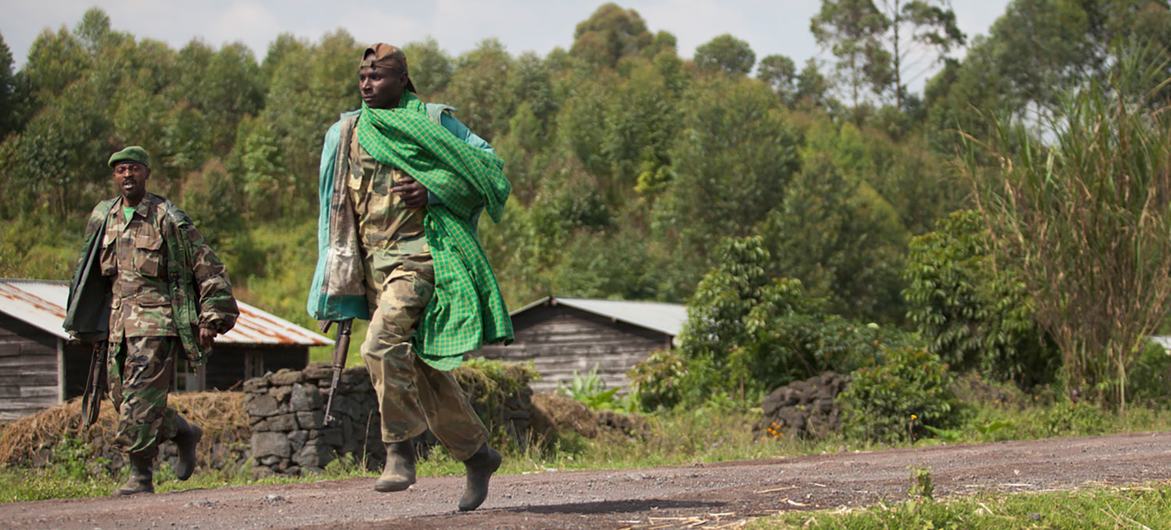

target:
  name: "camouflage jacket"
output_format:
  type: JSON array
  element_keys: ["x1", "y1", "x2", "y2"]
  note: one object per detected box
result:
[{"x1": 64, "y1": 194, "x2": 238, "y2": 364}]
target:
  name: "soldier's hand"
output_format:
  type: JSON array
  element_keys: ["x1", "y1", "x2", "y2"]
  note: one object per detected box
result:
[
  {"x1": 392, "y1": 175, "x2": 429, "y2": 209},
  {"x1": 198, "y1": 326, "x2": 217, "y2": 349}
]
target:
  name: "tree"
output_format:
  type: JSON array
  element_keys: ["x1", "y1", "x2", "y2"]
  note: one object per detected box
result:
[
  {"x1": 0, "y1": 33, "x2": 16, "y2": 139},
  {"x1": 694, "y1": 34, "x2": 755, "y2": 76},
  {"x1": 757, "y1": 54, "x2": 798, "y2": 103},
  {"x1": 796, "y1": 59, "x2": 833, "y2": 108},
  {"x1": 758, "y1": 150, "x2": 908, "y2": 322},
  {"x1": 570, "y1": 3, "x2": 654, "y2": 68},
  {"x1": 811, "y1": 0, "x2": 890, "y2": 106},
  {"x1": 652, "y1": 76, "x2": 800, "y2": 297},
  {"x1": 812, "y1": 0, "x2": 964, "y2": 108},
  {"x1": 404, "y1": 37, "x2": 453, "y2": 97},
  {"x1": 446, "y1": 39, "x2": 514, "y2": 140},
  {"x1": 74, "y1": 7, "x2": 112, "y2": 53}
]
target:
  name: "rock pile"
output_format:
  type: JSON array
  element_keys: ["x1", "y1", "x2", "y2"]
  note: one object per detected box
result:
[{"x1": 756, "y1": 372, "x2": 850, "y2": 440}]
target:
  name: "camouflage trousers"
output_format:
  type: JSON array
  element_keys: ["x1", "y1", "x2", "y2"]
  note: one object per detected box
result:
[
  {"x1": 108, "y1": 336, "x2": 181, "y2": 456},
  {"x1": 361, "y1": 250, "x2": 487, "y2": 462}
]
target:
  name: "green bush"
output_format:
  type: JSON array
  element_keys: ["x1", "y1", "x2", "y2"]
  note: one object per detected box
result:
[
  {"x1": 627, "y1": 349, "x2": 686, "y2": 411},
  {"x1": 1126, "y1": 340, "x2": 1171, "y2": 406},
  {"x1": 1037, "y1": 400, "x2": 1110, "y2": 437},
  {"x1": 838, "y1": 348, "x2": 959, "y2": 443},
  {"x1": 677, "y1": 237, "x2": 917, "y2": 405},
  {"x1": 903, "y1": 210, "x2": 1059, "y2": 389}
]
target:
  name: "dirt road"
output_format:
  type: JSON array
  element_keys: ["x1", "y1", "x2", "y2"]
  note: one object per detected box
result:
[{"x1": 4, "y1": 432, "x2": 1170, "y2": 529}]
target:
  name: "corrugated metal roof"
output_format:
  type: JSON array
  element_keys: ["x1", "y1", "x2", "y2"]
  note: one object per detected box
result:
[
  {"x1": 514, "y1": 296, "x2": 688, "y2": 337},
  {"x1": 0, "y1": 279, "x2": 332, "y2": 347}
]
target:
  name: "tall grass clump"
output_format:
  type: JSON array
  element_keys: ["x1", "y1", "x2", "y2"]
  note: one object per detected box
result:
[{"x1": 966, "y1": 47, "x2": 1171, "y2": 409}]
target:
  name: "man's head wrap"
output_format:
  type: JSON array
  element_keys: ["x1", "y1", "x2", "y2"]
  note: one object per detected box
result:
[{"x1": 360, "y1": 43, "x2": 417, "y2": 93}]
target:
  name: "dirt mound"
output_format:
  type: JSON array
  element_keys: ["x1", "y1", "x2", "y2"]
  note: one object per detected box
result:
[
  {"x1": 530, "y1": 392, "x2": 648, "y2": 441},
  {"x1": 757, "y1": 372, "x2": 850, "y2": 440},
  {"x1": 0, "y1": 392, "x2": 249, "y2": 476}
]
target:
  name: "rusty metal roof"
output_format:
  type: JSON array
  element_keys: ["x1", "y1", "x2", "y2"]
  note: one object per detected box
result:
[{"x1": 0, "y1": 279, "x2": 332, "y2": 347}]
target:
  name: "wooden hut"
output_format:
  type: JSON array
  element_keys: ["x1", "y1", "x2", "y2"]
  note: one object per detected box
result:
[
  {"x1": 476, "y1": 296, "x2": 687, "y2": 393},
  {"x1": 0, "y1": 279, "x2": 331, "y2": 422}
]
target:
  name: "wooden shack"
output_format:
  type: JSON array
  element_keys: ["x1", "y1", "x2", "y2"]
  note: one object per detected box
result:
[
  {"x1": 0, "y1": 279, "x2": 331, "y2": 422},
  {"x1": 476, "y1": 297, "x2": 687, "y2": 393}
]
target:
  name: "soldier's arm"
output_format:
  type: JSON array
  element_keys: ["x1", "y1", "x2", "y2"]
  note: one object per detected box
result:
[{"x1": 183, "y1": 223, "x2": 239, "y2": 334}]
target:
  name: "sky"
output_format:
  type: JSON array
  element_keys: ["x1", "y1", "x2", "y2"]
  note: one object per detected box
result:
[{"x1": 2, "y1": 0, "x2": 1011, "y2": 91}]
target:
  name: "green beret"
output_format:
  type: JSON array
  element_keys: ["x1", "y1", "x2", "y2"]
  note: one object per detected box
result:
[{"x1": 108, "y1": 146, "x2": 150, "y2": 168}]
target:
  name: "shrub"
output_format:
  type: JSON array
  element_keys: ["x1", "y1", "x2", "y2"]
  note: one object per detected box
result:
[
  {"x1": 627, "y1": 349, "x2": 687, "y2": 411},
  {"x1": 678, "y1": 238, "x2": 917, "y2": 405},
  {"x1": 1125, "y1": 340, "x2": 1171, "y2": 406},
  {"x1": 838, "y1": 348, "x2": 958, "y2": 443},
  {"x1": 903, "y1": 210, "x2": 1059, "y2": 389}
]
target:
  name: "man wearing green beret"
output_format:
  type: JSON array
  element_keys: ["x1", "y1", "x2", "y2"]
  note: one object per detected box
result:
[{"x1": 64, "y1": 146, "x2": 239, "y2": 495}]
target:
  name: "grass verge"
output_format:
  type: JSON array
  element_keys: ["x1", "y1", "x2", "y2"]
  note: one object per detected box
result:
[{"x1": 752, "y1": 483, "x2": 1171, "y2": 529}]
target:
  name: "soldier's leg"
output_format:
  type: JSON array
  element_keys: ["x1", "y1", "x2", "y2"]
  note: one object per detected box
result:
[
  {"x1": 361, "y1": 281, "x2": 431, "y2": 446},
  {"x1": 109, "y1": 336, "x2": 180, "y2": 495},
  {"x1": 361, "y1": 258, "x2": 434, "y2": 492},
  {"x1": 113, "y1": 336, "x2": 180, "y2": 455},
  {"x1": 413, "y1": 359, "x2": 488, "y2": 461}
]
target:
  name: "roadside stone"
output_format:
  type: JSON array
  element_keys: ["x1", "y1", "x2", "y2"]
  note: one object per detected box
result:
[
  {"x1": 245, "y1": 394, "x2": 279, "y2": 418},
  {"x1": 290, "y1": 383, "x2": 322, "y2": 412},
  {"x1": 252, "y1": 432, "x2": 291, "y2": 459},
  {"x1": 258, "y1": 455, "x2": 281, "y2": 466},
  {"x1": 289, "y1": 430, "x2": 309, "y2": 451},
  {"x1": 270, "y1": 385, "x2": 293, "y2": 404},
  {"x1": 296, "y1": 441, "x2": 332, "y2": 469},
  {"x1": 296, "y1": 410, "x2": 325, "y2": 430},
  {"x1": 242, "y1": 377, "x2": 269, "y2": 393},
  {"x1": 303, "y1": 363, "x2": 333, "y2": 381},
  {"x1": 271, "y1": 369, "x2": 304, "y2": 386}
]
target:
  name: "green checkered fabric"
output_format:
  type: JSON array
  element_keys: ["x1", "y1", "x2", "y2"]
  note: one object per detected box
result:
[{"x1": 357, "y1": 94, "x2": 513, "y2": 370}]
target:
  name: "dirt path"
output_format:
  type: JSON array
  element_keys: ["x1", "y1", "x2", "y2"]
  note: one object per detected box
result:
[{"x1": 4, "y1": 431, "x2": 1171, "y2": 529}]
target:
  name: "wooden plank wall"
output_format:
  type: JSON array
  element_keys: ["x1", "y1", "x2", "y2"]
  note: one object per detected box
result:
[
  {"x1": 477, "y1": 305, "x2": 671, "y2": 393},
  {"x1": 205, "y1": 345, "x2": 309, "y2": 390},
  {"x1": 0, "y1": 314, "x2": 61, "y2": 422}
]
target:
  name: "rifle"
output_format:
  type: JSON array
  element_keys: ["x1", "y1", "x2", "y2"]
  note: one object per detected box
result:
[
  {"x1": 80, "y1": 340, "x2": 109, "y2": 428},
  {"x1": 320, "y1": 320, "x2": 353, "y2": 425}
]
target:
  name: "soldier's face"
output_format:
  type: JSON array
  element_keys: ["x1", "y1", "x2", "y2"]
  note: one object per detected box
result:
[
  {"x1": 359, "y1": 62, "x2": 407, "y2": 109},
  {"x1": 112, "y1": 162, "x2": 149, "y2": 205}
]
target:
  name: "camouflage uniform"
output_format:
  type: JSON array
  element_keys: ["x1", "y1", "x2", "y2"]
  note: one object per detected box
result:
[
  {"x1": 85, "y1": 193, "x2": 237, "y2": 456},
  {"x1": 347, "y1": 131, "x2": 487, "y2": 461}
]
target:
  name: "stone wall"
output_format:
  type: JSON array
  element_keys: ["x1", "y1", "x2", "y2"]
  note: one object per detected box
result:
[
  {"x1": 245, "y1": 362, "x2": 537, "y2": 477},
  {"x1": 244, "y1": 364, "x2": 381, "y2": 477}
]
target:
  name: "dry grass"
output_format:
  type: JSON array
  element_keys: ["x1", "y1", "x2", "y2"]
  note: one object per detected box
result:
[{"x1": 0, "y1": 391, "x2": 248, "y2": 473}]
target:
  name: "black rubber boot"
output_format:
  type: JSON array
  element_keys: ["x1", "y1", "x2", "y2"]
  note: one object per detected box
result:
[
  {"x1": 374, "y1": 441, "x2": 417, "y2": 492},
  {"x1": 458, "y1": 443, "x2": 501, "y2": 511},
  {"x1": 172, "y1": 415, "x2": 202, "y2": 481},
  {"x1": 116, "y1": 451, "x2": 154, "y2": 496}
]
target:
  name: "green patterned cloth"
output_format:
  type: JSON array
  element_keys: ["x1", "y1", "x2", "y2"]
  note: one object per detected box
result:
[{"x1": 356, "y1": 93, "x2": 513, "y2": 370}]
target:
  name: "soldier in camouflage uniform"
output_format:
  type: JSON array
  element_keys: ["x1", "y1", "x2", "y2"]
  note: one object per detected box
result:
[
  {"x1": 310, "y1": 44, "x2": 507, "y2": 511},
  {"x1": 66, "y1": 146, "x2": 238, "y2": 496}
]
